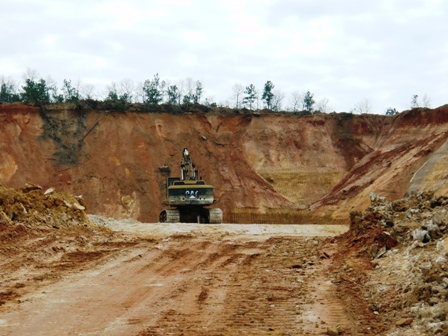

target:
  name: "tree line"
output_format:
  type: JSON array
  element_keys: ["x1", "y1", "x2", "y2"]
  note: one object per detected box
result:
[
  {"x1": 0, "y1": 69, "x2": 324, "y2": 113},
  {"x1": 0, "y1": 69, "x2": 432, "y2": 114}
]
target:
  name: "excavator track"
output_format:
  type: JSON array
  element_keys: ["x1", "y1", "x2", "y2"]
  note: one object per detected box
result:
[
  {"x1": 159, "y1": 209, "x2": 180, "y2": 223},
  {"x1": 208, "y1": 208, "x2": 223, "y2": 224}
]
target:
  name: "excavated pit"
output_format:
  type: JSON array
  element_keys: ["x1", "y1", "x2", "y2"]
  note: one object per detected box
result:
[{"x1": 0, "y1": 103, "x2": 448, "y2": 335}]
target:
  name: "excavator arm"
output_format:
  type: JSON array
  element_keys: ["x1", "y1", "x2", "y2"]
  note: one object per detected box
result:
[{"x1": 181, "y1": 148, "x2": 198, "y2": 181}]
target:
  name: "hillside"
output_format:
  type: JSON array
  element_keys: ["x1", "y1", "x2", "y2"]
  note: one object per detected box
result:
[{"x1": 1, "y1": 103, "x2": 447, "y2": 222}]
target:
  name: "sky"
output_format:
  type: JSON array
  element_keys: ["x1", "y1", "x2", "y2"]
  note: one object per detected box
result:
[{"x1": 0, "y1": 0, "x2": 447, "y2": 113}]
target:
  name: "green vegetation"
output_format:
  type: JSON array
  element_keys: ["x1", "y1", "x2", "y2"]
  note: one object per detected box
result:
[
  {"x1": 302, "y1": 91, "x2": 315, "y2": 112},
  {"x1": 261, "y1": 80, "x2": 275, "y2": 109},
  {"x1": 242, "y1": 84, "x2": 257, "y2": 109},
  {"x1": 0, "y1": 68, "x2": 420, "y2": 114}
]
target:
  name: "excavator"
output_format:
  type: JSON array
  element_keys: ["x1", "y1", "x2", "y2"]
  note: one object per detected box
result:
[{"x1": 159, "y1": 148, "x2": 223, "y2": 224}]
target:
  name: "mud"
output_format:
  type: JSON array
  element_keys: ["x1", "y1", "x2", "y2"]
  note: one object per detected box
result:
[
  {"x1": 0, "y1": 185, "x2": 369, "y2": 335},
  {"x1": 0, "y1": 220, "x2": 370, "y2": 336},
  {"x1": 1, "y1": 184, "x2": 447, "y2": 335}
]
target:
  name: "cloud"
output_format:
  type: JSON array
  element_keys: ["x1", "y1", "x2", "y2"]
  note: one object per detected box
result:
[{"x1": 0, "y1": 0, "x2": 447, "y2": 111}]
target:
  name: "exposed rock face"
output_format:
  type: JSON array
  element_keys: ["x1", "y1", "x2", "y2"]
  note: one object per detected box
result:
[
  {"x1": 1, "y1": 103, "x2": 448, "y2": 222},
  {"x1": 343, "y1": 192, "x2": 448, "y2": 335}
]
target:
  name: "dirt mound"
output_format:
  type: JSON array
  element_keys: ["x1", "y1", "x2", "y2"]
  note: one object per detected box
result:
[
  {"x1": 0, "y1": 183, "x2": 91, "y2": 229},
  {"x1": 0, "y1": 184, "x2": 141, "y2": 308},
  {"x1": 333, "y1": 191, "x2": 448, "y2": 335}
]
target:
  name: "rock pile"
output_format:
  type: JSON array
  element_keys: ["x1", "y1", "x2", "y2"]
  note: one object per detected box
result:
[
  {"x1": 352, "y1": 191, "x2": 448, "y2": 335},
  {"x1": 0, "y1": 183, "x2": 92, "y2": 230}
]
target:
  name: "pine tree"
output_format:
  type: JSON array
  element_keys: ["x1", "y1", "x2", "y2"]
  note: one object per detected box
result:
[
  {"x1": 243, "y1": 84, "x2": 257, "y2": 109},
  {"x1": 262, "y1": 80, "x2": 275, "y2": 109},
  {"x1": 143, "y1": 73, "x2": 165, "y2": 104},
  {"x1": 302, "y1": 91, "x2": 315, "y2": 112}
]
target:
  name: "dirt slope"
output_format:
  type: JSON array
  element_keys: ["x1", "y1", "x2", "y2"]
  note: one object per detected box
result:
[{"x1": 1, "y1": 103, "x2": 448, "y2": 222}]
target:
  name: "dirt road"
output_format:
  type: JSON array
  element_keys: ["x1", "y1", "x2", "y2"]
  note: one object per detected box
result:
[{"x1": 0, "y1": 223, "x2": 375, "y2": 336}]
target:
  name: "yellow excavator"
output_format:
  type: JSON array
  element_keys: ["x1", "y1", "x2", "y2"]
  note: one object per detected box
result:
[{"x1": 159, "y1": 148, "x2": 223, "y2": 223}]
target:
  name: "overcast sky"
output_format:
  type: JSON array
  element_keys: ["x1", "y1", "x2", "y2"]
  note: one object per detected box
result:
[{"x1": 0, "y1": 0, "x2": 447, "y2": 113}]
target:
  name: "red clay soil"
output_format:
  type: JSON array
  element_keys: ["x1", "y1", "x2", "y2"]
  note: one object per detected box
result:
[
  {"x1": 1, "y1": 103, "x2": 448, "y2": 223},
  {"x1": 1, "y1": 229, "x2": 381, "y2": 336},
  {"x1": 2, "y1": 182, "x2": 446, "y2": 335},
  {"x1": 0, "y1": 185, "x2": 387, "y2": 336}
]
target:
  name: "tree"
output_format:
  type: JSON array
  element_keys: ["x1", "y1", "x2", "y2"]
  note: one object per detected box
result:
[
  {"x1": 105, "y1": 82, "x2": 120, "y2": 101},
  {"x1": 0, "y1": 77, "x2": 20, "y2": 102},
  {"x1": 21, "y1": 78, "x2": 53, "y2": 103},
  {"x1": 143, "y1": 73, "x2": 165, "y2": 104},
  {"x1": 411, "y1": 94, "x2": 419, "y2": 108},
  {"x1": 289, "y1": 91, "x2": 303, "y2": 112},
  {"x1": 81, "y1": 84, "x2": 95, "y2": 99},
  {"x1": 232, "y1": 83, "x2": 244, "y2": 108},
  {"x1": 422, "y1": 94, "x2": 431, "y2": 108},
  {"x1": 315, "y1": 98, "x2": 331, "y2": 113},
  {"x1": 302, "y1": 91, "x2": 315, "y2": 112},
  {"x1": 204, "y1": 96, "x2": 217, "y2": 107},
  {"x1": 62, "y1": 79, "x2": 80, "y2": 102},
  {"x1": 167, "y1": 85, "x2": 180, "y2": 105},
  {"x1": 181, "y1": 77, "x2": 196, "y2": 104},
  {"x1": 385, "y1": 107, "x2": 398, "y2": 116},
  {"x1": 119, "y1": 79, "x2": 134, "y2": 103},
  {"x1": 176, "y1": 80, "x2": 186, "y2": 105},
  {"x1": 182, "y1": 95, "x2": 191, "y2": 104},
  {"x1": 243, "y1": 84, "x2": 257, "y2": 109},
  {"x1": 192, "y1": 80, "x2": 202, "y2": 104},
  {"x1": 271, "y1": 90, "x2": 285, "y2": 111},
  {"x1": 351, "y1": 98, "x2": 372, "y2": 114},
  {"x1": 22, "y1": 68, "x2": 39, "y2": 82},
  {"x1": 262, "y1": 80, "x2": 275, "y2": 109}
]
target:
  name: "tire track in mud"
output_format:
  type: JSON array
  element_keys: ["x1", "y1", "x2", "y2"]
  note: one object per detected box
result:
[
  {"x1": 0, "y1": 227, "x2": 368, "y2": 336},
  {"x1": 138, "y1": 237, "x2": 356, "y2": 336}
]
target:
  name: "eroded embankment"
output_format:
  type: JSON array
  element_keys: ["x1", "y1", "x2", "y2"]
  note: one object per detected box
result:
[{"x1": 1, "y1": 103, "x2": 448, "y2": 222}]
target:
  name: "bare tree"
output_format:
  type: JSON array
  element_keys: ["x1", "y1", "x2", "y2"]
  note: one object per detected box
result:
[
  {"x1": 81, "y1": 83, "x2": 96, "y2": 99},
  {"x1": 289, "y1": 91, "x2": 303, "y2": 112},
  {"x1": 315, "y1": 97, "x2": 331, "y2": 113},
  {"x1": 176, "y1": 80, "x2": 186, "y2": 105},
  {"x1": 45, "y1": 76, "x2": 58, "y2": 89},
  {"x1": 106, "y1": 81, "x2": 120, "y2": 100},
  {"x1": 22, "y1": 68, "x2": 39, "y2": 81},
  {"x1": 351, "y1": 98, "x2": 372, "y2": 114},
  {"x1": 182, "y1": 77, "x2": 195, "y2": 103},
  {"x1": 135, "y1": 82, "x2": 145, "y2": 103},
  {"x1": 422, "y1": 94, "x2": 431, "y2": 108},
  {"x1": 272, "y1": 90, "x2": 285, "y2": 111},
  {"x1": 0, "y1": 76, "x2": 17, "y2": 88},
  {"x1": 232, "y1": 83, "x2": 244, "y2": 108},
  {"x1": 119, "y1": 79, "x2": 135, "y2": 103},
  {"x1": 255, "y1": 92, "x2": 261, "y2": 110}
]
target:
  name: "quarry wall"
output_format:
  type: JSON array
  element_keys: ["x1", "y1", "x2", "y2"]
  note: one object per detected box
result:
[{"x1": 1, "y1": 103, "x2": 447, "y2": 222}]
